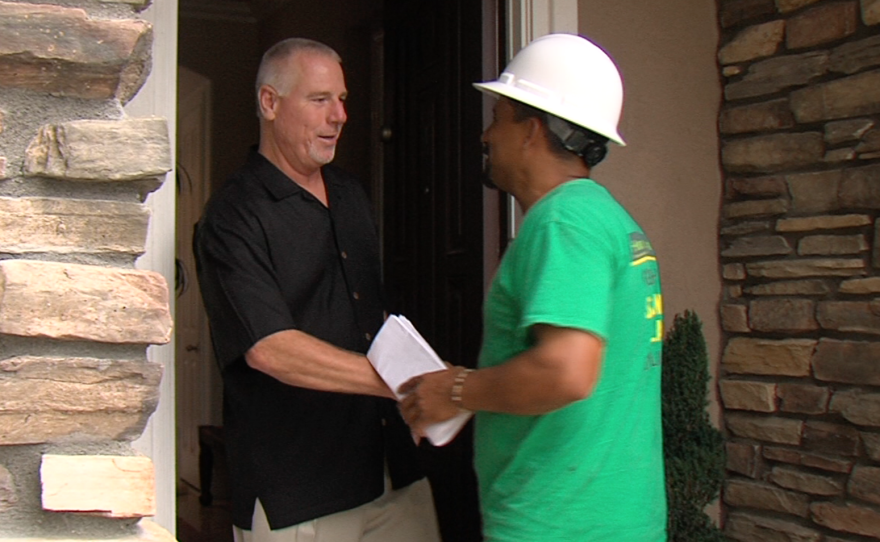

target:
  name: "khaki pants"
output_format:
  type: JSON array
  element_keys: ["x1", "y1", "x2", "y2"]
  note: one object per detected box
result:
[{"x1": 232, "y1": 478, "x2": 441, "y2": 542}]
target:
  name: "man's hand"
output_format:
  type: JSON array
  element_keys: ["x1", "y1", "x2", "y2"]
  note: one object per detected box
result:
[{"x1": 398, "y1": 368, "x2": 461, "y2": 437}]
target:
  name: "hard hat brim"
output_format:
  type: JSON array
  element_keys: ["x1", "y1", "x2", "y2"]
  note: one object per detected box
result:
[{"x1": 473, "y1": 81, "x2": 626, "y2": 146}]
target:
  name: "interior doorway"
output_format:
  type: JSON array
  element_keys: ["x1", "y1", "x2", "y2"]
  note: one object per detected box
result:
[{"x1": 174, "y1": 1, "x2": 492, "y2": 540}]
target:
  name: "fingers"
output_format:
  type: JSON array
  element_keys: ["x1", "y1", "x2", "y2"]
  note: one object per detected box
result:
[{"x1": 397, "y1": 375, "x2": 422, "y2": 396}]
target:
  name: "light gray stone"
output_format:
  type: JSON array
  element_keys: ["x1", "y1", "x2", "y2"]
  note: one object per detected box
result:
[
  {"x1": 799, "y1": 235, "x2": 868, "y2": 255},
  {"x1": 725, "y1": 52, "x2": 829, "y2": 100},
  {"x1": 727, "y1": 413, "x2": 804, "y2": 444},
  {"x1": 814, "y1": 338, "x2": 880, "y2": 385},
  {"x1": 0, "y1": 260, "x2": 172, "y2": 345},
  {"x1": 777, "y1": 214, "x2": 872, "y2": 231},
  {"x1": 830, "y1": 34, "x2": 880, "y2": 74},
  {"x1": 791, "y1": 69, "x2": 880, "y2": 123},
  {"x1": 787, "y1": 170, "x2": 841, "y2": 213},
  {"x1": 786, "y1": 1, "x2": 858, "y2": 50},
  {"x1": 746, "y1": 258, "x2": 865, "y2": 278},
  {"x1": 0, "y1": 356, "x2": 162, "y2": 445},
  {"x1": 825, "y1": 118, "x2": 875, "y2": 144},
  {"x1": 719, "y1": 21, "x2": 786, "y2": 65},
  {"x1": 722, "y1": 338, "x2": 815, "y2": 376},
  {"x1": 724, "y1": 479, "x2": 810, "y2": 517},
  {"x1": 811, "y1": 502, "x2": 880, "y2": 538},
  {"x1": 750, "y1": 298, "x2": 817, "y2": 332},
  {"x1": 863, "y1": 0, "x2": 880, "y2": 24},
  {"x1": 840, "y1": 276, "x2": 880, "y2": 293},
  {"x1": 722, "y1": 132, "x2": 825, "y2": 173},
  {"x1": 720, "y1": 379, "x2": 777, "y2": 412},
  {"x1": 0, "y1": 197, "x2": 149, "y2": 255},
  {"x1": 25, "y1": 118, "x2": 171, "y2": 182},
  {"x1": 0, "y1": 1, "x2": 152, "y2": 102},
  {"x1": 830, "y1": 389, "x2": 880, "y2": 427},
  {"x1": 744, "y1": 280, "x2": 830, "y2": 296},
  {"x1": 0, "y1": 464, "x2": 16, "y2": 512},
  {"x1": 722, "y1": 235, "x2": 793, "y2": 257},
  {"x1": 769, "y1": 465, "x2": 844, "y2": 495}
]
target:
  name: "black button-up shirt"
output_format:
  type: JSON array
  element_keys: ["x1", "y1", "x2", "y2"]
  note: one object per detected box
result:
[{"x1": 193, "y1": 151, "x2": 422, "y2": 529}]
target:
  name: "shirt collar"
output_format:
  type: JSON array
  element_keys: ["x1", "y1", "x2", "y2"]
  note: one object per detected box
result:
[{"x1": 246, "y1": 148, "x2": 342, "y2": 202}]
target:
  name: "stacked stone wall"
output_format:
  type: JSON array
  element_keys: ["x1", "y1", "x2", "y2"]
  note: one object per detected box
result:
[
  {"x1": 0, "y1": 1, "x2": 174, "y2": 540},
  {"x1": 719, "y1": 0, "x2": 880, "y2": 540}
]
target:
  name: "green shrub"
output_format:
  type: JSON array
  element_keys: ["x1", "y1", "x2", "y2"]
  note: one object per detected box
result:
[{"x1": 662, "y1": 311, "x2": 725, "y2": 541}]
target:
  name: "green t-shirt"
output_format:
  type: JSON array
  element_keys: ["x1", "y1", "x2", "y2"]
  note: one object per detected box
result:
[{"x1": 475, "y1": 179, "x2": 667, "y2": 541}]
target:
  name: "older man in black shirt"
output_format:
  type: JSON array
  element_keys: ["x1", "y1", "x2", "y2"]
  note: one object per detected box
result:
[{"x1": 193, "y1": 38, "x2": 439, "y2": 542}]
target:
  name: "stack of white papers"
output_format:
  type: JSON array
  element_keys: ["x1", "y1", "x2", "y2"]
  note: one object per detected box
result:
[{"x1": 367, "y1": 315, "x2": 472, "y2": 446}]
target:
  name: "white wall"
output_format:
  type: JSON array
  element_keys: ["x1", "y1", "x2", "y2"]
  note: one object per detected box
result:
[{"x1": 578, "y1": 0, "x2": 723, "y2": 414}]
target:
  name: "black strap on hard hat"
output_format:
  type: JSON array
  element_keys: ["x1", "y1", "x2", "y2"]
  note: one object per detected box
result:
[{"x1": 546, "y1": 114, "x2": 608, "y2": 167}]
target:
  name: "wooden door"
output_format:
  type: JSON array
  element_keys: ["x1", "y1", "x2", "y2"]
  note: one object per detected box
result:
[{"x1": 383, "y1": 1, "x2": 485, "y2": 540}]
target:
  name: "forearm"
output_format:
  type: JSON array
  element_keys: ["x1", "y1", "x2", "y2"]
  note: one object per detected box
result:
[{"x1": 246, "y1": 329, "x2": 393, "y2": 398}]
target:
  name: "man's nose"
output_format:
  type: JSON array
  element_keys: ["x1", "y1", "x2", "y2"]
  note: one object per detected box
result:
[{"x1": 330, "y1": 100, "x2": 347, "y2": 124}]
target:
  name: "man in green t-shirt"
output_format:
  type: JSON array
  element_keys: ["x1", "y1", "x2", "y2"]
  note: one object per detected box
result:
[{"x1": 399, "y1": 34, "x2": 667, "y2": 541}]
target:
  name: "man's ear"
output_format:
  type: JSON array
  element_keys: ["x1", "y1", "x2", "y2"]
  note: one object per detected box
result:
[
  {"x1": 522, "y1": 117, "x2": 544, "y2": 150},
  {"x1": 258, "y1": 85, "x2": 279, "y2": 121}
]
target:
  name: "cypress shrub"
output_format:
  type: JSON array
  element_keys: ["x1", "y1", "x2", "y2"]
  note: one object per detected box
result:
[{"x1": 662, "y1": 310, "x2": 725, "y2": 541}]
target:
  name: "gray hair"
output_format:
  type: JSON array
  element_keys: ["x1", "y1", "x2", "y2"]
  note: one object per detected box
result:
[{"x1": 255, "y1": 38, "x2": 342, "y2": 116}]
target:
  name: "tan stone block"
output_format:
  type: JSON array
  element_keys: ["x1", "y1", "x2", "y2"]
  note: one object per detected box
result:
[
  {"x1": 724, "y1": 479, "x2": 810, "y2": 516},
  {"x1": 0, "y1": 260, "x2": 171, "y2": 344},
  {"x1": 720, "y1": 379, "x2": 777, "y2": 412},
  {"x1": 0, "y1": 197, "x2": 149, "y2": 255},
  {"x1": 728, "y1": 284, "x2": 744, "y2": 298},
  {"x1": 750, "y1": 298, "x2": 817, "y2": 332},
  {"x1": 840, "y1": 276, "x2": 880, "y2": 293},
  {"x1": 747, "y1": 258, "x2": 865, "y2": 278},
  {"x1": 803, "y1": 420, "x2": 861, "y2": 456},
  {"x1": 787, "y1": 1, "x2": 858, "y2": 49},
  {"x1": 722, "y1": 235, "x2": 793, "y2": 258},
  {"x1": 777, "y1": 214, "x2": 872, "y2": 231},
  {"x1": 830, "y1": 35, "x2": 880, "y2": 75},
  {"x1": 725, "y1": 52, "x2": 829, "y2": 100},
  {"x1": 856, "y1": 129, "x2": 880, "y2": 155},
  {"x1": 787, "y1": 169, "x2": 841, "y2": 213},
  {"x1": 722, "y1": 132, "x2": 825, "y2": 173},
  {"x1": 721, "y1": 220, "x2": 773, "y2": 236},
  {"x1": 728, "y1": 175, "x2": 788, "y2": 197},
  {"x1": 763, "y1": 445, "x2": 854, "y2": 473},
  {"x1": 824, "y1": 147, "x2": 858, "y2": 162},
  {"x1": 97, "y1": 0, "x2": 151, "y2": 6},
  {"x1": 849, "y1": 465, "x2": 880, "y2": 505},
  {"x1": 811, "y1": 502, "x2": 880, "y2": 538},
  {"x1": 725, "y1": 199, "x2": 790, "y2": 218},
  {"x1": 0, "y1": 356, "x2": 162, "y2": 445},
  {"x1": 0, "y1": 156, "x2": 6, "y2": 179},
  {"x1": 0, "y1": 463, "x2": 16, "y2": 512},
  {"x1": 725, "y1": 512, "x2": 822, "y2": 542},
  {"x1": 791, "y1": 69, "x2": 880, "y2": 123},
  {"x1": 778, "y1": 383, "x2": 829, "y2": 414},
  {"x1": 722, "y1": 337, "x2": 815, "y2": 376},
  {"x1": 721, "y1": 0, "x2": 778, "y2": 27},
  {"x1": 721, "y1": 98, "x2": 794, "y2": 134},
  {"x1": 724, "y1": 263, "x2": 747, "y2": 280},
  {"x1": 721, "y1": 304, "x2": 750, "y2": 333},
  {"x1": 829, "y1": 389, "x2": 880, "y2": 427},
  {"x1": 0, "y1": 2, "x2": 152, "y2": 102},
  {"x1": 726, "y1": 441, "x2": 763, "y2": 478},
  {"x1": 814, "y1": 338, "x2": 880, "y2": 385},
  {"x1": 724, "y1": 65, "x2": 744, "y2": 77},
  {"x1": 26, "y1": 118, "x2": 171, "y2": 182},
  {"x1": 744, "y1": 280, "x2": 830, "y2": 296},
  {"x1": 825, "y1": 118, "x2": 875, "y2": 144},
  {"x1": 727, "y1": 413, "x2": 804, "y2": 444},
  {"x1": 720, "y1": 20, "x2": 786, "y2": 65},
  {"x1": 863, "y1": 0, "x2": 880, "y2": 24},
  {"x1": 776, "y1": 0, "x2": 821, "y2": 12},
  {"x1": 840, "y1": 164, "x2": 880, "y2": 208},
  {"x1": 862, "y1": 432, "x2": 880, "y2": 461},
  {"x1": 769, "y1": 465, "x2": 844, "y2": 495},
  {"x1": 41, "y1": 455, "x2": 155, "y2": 518},
  {"x1": 0, "y1": 520, "x2": 174, "y2": 542},
  {"x1": 799, "y1": 235, "x2": 868, "y2": 256},
  {"x1": 818, "y1": 300, "x2": 880, "y2": 335}
]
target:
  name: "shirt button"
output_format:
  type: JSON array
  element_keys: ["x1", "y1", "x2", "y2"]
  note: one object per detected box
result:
[
  {"x1": 341, "y1": 251, "x2": 348, "y2": 259},
  {"x1": 353, "y1": 292, "x2": 360, "y2": 300},
  {"x1": 365, "y1": 332, "x2": 372, "y2": 341}
]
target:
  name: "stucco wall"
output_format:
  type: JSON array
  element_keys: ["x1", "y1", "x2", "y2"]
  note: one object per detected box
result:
[{"x1": 578, "y1": 0, "x2": 724, "y2": 405}]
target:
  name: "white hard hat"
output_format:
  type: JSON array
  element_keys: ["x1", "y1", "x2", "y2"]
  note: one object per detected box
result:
[{"x1": 474, "y1": 33, "x2": 626, "y2": 146}]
